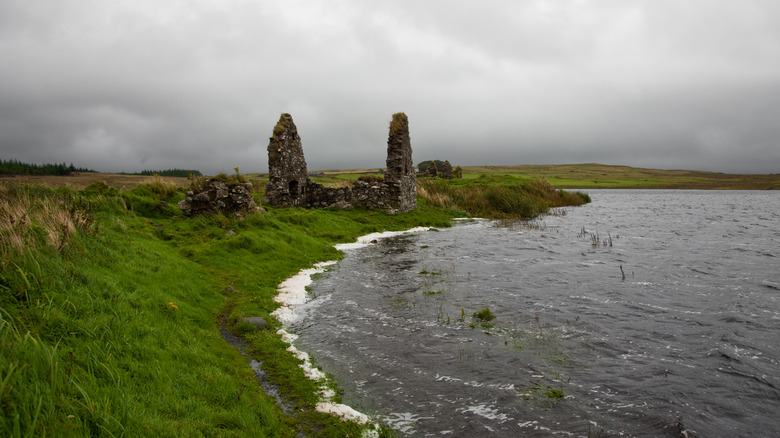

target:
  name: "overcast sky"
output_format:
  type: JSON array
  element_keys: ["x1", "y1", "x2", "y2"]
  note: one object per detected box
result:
[{"x1": 2, "y1": 1, "x2": 779, "y2": 174}]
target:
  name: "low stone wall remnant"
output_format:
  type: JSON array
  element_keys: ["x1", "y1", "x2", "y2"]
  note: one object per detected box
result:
[{"x1": 179, "y1": 179, "x2": 261, "y2": 217}]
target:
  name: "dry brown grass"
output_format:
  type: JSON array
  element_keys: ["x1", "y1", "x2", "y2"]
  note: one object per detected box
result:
[
  {"x1": 0, "y1": 183, "x2": 93, "y2": 256},
  {"x1": 416, "y1": 184, "x2": 453, "y2": 208},
  {"x1": 0, "y1": 173, "x2": 189, "y2": 190}
]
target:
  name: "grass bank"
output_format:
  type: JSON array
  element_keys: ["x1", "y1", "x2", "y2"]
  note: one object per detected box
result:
[
  {"x1": 418, "y1": 175, "x2": 590, "y2": 218},
  {"x1": 0, "y1": 176, "x2": 584, "y2": 436}
]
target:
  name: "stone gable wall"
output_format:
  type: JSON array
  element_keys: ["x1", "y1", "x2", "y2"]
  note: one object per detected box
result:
[
  {"x1": 264, "y1": 113, "x2": 310, "y2": 207},
  {"x1": 263, "y1": 112, "x2": 417, "y2": 213},
  {"x1": 384, "y1": 113, "x2": 417, "y2": 213}
]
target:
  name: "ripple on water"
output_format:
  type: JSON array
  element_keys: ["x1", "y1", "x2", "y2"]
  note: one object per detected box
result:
[{"x1": 295, "y1": 191, "x2": 780, "y2": 437}]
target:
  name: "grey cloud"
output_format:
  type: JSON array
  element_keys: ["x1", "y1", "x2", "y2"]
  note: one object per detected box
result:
[{"x1": 1, "y1": 0, "x2": 778, "y2": 175}]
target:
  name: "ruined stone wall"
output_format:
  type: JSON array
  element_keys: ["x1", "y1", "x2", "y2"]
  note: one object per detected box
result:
[
  {"x1": 264, "y1": 113, "x2": 310, "y2": 207},
  {"x1": 351, "y1": 180, "x2": 395, "y2": 210},
  {"x1": 305, "y1": 183, "x2": 352, "y2": 209},
  {"x1": 304, "y1": 181, "x2": 401, "y2": 211},
  {"x1": 263, "y1": 112, "x2": 417, "y2": 213},
  {"x1": 441, "y1": 160, "x2": 453, "y2": 179},
  {"x1": 384, "y1": 113, "x2": 417, "y2": 213},
  {"x1": 425, "y1": 161, "x2": 438, "y2": 177},
  {"x1": 179, "y1": 179, "x2": 259, "y2": 217}
]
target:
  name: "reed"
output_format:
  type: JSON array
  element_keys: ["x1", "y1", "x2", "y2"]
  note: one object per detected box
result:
[{"x1": 580, "y1": 227, "x2": 614, "y2": 247}]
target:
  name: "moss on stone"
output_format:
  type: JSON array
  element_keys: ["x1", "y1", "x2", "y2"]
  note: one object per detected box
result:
[
  {"x1": 273, "y1": 113, "x2": 293, "y2": 136},
  {"x1": 389, "y1": 112, "x2": 408, "y2": 135}
]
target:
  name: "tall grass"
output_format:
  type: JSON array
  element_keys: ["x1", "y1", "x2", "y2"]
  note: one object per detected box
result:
[
  {"x1": 0, "y1": 183, "x2": 93, "y2": 257},
  {"x1": 417, "y1": 175, "x2": 590, "y2": 219}
]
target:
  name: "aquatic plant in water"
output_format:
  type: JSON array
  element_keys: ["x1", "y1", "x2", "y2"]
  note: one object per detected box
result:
[
  {"x1": 472, "y1": 306, "x2": 496, "y2": 322},
  {"x1": 472, "y1": 306, "x2": 496, "y2": 329}
]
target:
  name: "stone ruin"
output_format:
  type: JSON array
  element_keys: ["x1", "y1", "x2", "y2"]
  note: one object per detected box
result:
[
  {"x1": 441, "y1": 160, "x2": 453, "y2": 179},
  {"x1": 264, "y1": 113, "x2": 310, "y2": 207},
  {"x1": 179, "y1": 179, "x2": 261, "y2": 217},
  {"x1": 263, "y1": 113, "x2": 417, "y2": 213},
  {"x1": 453, "y1": 165, "x2": 463, "y2": 179},
  {"x1": 425, "y1": 161, "x2": 438, "y2": 177}
]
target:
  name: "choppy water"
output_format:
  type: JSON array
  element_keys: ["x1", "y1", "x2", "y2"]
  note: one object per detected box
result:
[{"x1": 291, "y1": 190, "x2": 780, "y2": 437}]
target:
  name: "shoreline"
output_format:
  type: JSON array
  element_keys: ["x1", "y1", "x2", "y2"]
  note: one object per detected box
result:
[{"x1": 270, "y1": 226, "x2": 434, "y2": 429}]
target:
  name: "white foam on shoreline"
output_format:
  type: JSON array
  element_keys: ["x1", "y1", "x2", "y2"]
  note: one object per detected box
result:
[
  {"x1": 271, "y1": 226, "x2": 432, "y2": 430},
  {"x1": 271, "y1": 260, "x2": 337, "y2": 324},
  {"x1": 334, "y1": 227, "x2": 432, "y2": 251},
  {"x1": 316, "y1": 402, "x2": 371, "y2": 424}
]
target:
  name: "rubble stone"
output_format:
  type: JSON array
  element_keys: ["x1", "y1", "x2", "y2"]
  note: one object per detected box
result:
[{"x1": 178, "y1": 179, "x2": 261, "y2": 217}]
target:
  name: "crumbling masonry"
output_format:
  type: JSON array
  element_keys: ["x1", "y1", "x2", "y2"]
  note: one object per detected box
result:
[{"x1": 263, "y1": 113, "x2": 417, "y2": 213}]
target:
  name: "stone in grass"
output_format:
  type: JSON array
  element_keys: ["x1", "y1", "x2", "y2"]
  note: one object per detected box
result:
[{"x1": 242, "y1": 317, "x2": 267, "y2": 331}]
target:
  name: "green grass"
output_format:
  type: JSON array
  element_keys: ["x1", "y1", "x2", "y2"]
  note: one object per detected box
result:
[
  {"x1": 6, "y1": 163, "x2": 778, "y2": 191},
  {"x1": 0, "y1": 181, "x2": 460, "y2": 436},
  {"x1": 458, "y1": 163, "x2": 780, "y2": 190},
  {"x1": 418, "y1": 175, "x2": 590, "y2": 219},
  {"x1": 0, "y1": 176, "x2": 585, "y2": 436},
  {"x1": 472, "y1": 307, "x2": 496, "y2": 322},
  {"x1": 470, "y1": 306, "x2": 497, "y2": 329},
  {"x1": 1, "y1": 195, "x2": 283, "y2": 436}
]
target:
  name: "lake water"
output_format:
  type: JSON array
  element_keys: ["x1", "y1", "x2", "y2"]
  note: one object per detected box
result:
[{"x1": 290, "y1": 190, "x2": 780, "y2": 437}]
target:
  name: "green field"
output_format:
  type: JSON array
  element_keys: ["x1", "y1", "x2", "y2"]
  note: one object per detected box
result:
[
  {"x1": 3, "y1": 163, "x2": 777, "y2": 191},
  {"x1": 1, "y1": 162, "x2": 776, "y2": 436},
  {"x1": 456, "y1": 163, "x2": 780, "y2": 190},
  {"x1": 1, "y1": 173, "x2": 590, "y2": 437},
  {"x1": 307, "y1": 163, "x2": 780, "y2": 190}
]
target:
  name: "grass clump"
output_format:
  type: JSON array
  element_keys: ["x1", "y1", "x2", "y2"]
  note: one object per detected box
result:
[
  {"x1": 471, "y1": 306, "x2": 496, "y2": 329},
  {"x1": 418, "y1": 175, "x2": 589, "y2": 219},
  {"x1": 472, "y1": 306, "x2": 496, "y2": 322},
  {"x1": 0, "y1": 183, "x2": 94, "y2": 257},
  {"x1": 389, "y1": 112, "x2": 408, "y2": 135},
  {"x1": 546, "y1": 387, "x2": 565, "y2": 399}
]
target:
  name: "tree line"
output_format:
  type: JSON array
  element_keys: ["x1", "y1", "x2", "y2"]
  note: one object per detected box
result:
[
  {"x1": 0, "y1": 159, "x2": 95, "y2": 176},
  {"x1": 0, "y1": 159, "x2": 202, "y2": 178}
]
